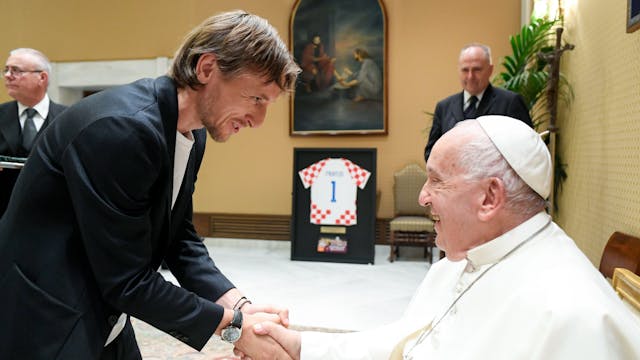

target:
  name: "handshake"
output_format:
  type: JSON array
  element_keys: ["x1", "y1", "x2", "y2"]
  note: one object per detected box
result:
[{"x1": 218, "y1": 297, "x2": 301, "y2": 360}]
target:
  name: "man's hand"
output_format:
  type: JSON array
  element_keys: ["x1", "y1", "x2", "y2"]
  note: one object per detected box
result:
[
  {"x1": 241, "y1": 303, "x2": 290, "y2": 328},
  {"x1": 249, "y1": 321, "x2": 301, "y2": 360},
  {"x1": 233, "y1": 312, "x2": 293, "y2": 360}
]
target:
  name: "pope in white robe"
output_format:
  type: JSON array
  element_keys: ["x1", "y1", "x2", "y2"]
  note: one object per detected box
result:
[
  {"x1": 252, "y1": 116, "x2": 640, "y2": 359},
  {"x1": 297, "y1": 212, "x2": 640, "y2": 359}
]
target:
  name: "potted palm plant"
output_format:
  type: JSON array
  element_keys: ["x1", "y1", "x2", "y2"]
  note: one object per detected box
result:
[{"x1": 493, "y1": 16, "x2": 572, "y2": 212}]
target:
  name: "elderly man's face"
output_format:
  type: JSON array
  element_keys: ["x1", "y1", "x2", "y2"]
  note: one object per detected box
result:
[
  {"x1": 4, "y1": 52, "x2": 47, "y2": 106},
  {"x1": 458, "y1": 46, "x2": 493, "y2": 96},
  {"x1": 419, "y1": 128, "x2": 486, "y2": 260}
]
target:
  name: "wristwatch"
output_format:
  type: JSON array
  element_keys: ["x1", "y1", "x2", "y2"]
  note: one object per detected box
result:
[{"x1": 221, "y1": 309, "x2": 243, "y2": 343}]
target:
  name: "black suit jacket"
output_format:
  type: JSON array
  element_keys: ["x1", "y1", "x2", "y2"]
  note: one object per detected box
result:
[
  {"x1": 0, "y1": 77, "x2": 234, "y2": 359},
  {"x1": 424, "y1": 84, "x2": 533, "y2": 161},
  {"x1": 0, "y1": 99, "x2": 67, "y2": 217}
]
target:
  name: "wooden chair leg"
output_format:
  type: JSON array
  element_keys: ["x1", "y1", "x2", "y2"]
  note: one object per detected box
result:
[{"x1": 389, "y1": 232, "x2": 396, "y2": 262}]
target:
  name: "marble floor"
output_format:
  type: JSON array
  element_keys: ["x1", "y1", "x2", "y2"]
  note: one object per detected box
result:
[
  {"x1": 134, "y1": 238, "x2": 435, "y2": 359},
  {"x1": 160, "y1": 238, "x2": 434, "y2": 331}
]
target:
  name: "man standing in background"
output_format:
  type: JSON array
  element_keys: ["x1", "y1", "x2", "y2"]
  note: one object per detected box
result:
[
  {"x1": 424, "y1": 43, "x2": 532, "y2": 162},
  {"x1": 0, "y1": 48, "x2": 67, "y2": 217}
]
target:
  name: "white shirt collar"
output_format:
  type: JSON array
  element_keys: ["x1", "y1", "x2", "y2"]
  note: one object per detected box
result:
[
  {"x1": 463, "y1": 89, "x2": 485, "y2": 107},
  {"x1": 17, "y1": 94, "x2": 50, "y2": 119},
  {"x1": 466, "y1": 212, "x2": 551, "y2": 269}
]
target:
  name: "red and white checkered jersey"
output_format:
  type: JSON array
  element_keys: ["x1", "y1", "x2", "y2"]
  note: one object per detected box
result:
[{"x1": 298, "y1": 158, "x2": 371, "y2": 226}]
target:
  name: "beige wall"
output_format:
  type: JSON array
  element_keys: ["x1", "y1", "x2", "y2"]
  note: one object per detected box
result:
[
  {"x1": 196, "y1": 0, "x2": 522, "y2": 219},
  {"x1": 3, "y1": 0, "x2": 638, "y2": 267},
  {"x1": 0, "y1": 0, "x2": 523, "y2": 219},
  {"x1": 556, "y1": 1, "x2": 640, "y2": 265}
]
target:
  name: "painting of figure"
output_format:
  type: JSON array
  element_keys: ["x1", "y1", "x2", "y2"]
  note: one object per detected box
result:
[{"x1": 290, "y1": 0, "x2": 387, "y2": 135}]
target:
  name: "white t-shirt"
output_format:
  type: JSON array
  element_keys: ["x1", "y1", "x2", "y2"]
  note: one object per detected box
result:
[{"x1": 172, "y1": 131, "x2": 195, "y2": 208}]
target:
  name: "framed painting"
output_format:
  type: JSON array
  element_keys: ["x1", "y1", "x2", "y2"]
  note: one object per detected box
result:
[
  {"x1": 289, "y1": 0, "x2": 387, "y2": 135},
  {"x1": 628, "y1": 0, "x2": 640, "y2": 33}
]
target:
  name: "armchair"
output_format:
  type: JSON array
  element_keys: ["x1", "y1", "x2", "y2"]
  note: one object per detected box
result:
[{"x1": 388, "y1": 163, "x2": 436, "y2": 262}]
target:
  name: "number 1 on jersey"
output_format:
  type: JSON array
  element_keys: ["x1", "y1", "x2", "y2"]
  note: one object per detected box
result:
[{"x1": 331, "y1": 181, "x2": 337, "y2": 202}]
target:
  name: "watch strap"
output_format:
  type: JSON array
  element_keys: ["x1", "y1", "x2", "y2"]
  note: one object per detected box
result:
[{"x1": 230, "y1": 309, "x2": 243, "y2": 329}]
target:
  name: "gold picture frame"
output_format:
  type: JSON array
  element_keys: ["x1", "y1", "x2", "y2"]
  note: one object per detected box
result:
[
  {"x1": 628, "y1": 0, "x2": 640, "y2": 33},
  {"x1": 289, "y1": 0, "x2": 388, "y2": 136}
]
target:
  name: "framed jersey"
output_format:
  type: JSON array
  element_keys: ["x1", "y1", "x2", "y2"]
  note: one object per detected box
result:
[{"x1": 291, "y1": 148, "x2": 376, "y2": 264}]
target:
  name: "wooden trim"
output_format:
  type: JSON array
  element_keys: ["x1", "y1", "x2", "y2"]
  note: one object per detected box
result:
[
  {"x1": 192, "y1": 212, "x2": 210, "y2": 238},
  {"x1": 194, "y1": 212, "x2": 391, "y2": 245},
  {"x1": 210, "y1": 213, "x2": 291, "y2": 241},
  {"x1": 376, "y1": 218, "x2": 390, "y2": 245}
]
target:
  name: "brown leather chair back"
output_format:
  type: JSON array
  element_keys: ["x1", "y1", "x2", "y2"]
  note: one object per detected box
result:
[{"x1": 599, "y1": 231, "x2": 640, "y2": 279}]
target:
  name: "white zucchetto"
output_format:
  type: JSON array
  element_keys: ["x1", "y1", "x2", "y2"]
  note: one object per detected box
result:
[{"x1": 476, "y1": 115, "x2": 552, "y2": 199}]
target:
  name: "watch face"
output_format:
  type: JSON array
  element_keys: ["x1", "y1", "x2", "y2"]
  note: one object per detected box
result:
[{"x1": 221, "y1": 326, "x2": 242, "y2": 343}]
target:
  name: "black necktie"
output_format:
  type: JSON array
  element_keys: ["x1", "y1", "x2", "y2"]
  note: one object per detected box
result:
[
  {"x1": 22, "y1": 108, "x2": 38, "y2": 152},
  {"x1": 463, "y1": 95, "x2": 478, "y2": 119}
]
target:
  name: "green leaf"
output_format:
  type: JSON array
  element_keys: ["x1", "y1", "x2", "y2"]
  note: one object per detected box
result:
[{"x1": 492, "y1": 16, "x2": 572, "y2": 212}]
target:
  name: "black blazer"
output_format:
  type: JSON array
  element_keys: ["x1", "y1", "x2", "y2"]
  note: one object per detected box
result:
[
  {"x1": 0, "y1": 99, "x2": 67, "y2": 217},
  {"x1": 0, "y1": 77, "x2": 234, "y2": 359},
  {"x1": 424, "y1": 84, "x2": 533, "y2": 161}
]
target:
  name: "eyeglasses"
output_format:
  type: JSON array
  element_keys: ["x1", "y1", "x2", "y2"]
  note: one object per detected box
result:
[{"x1": 3, "y1": 66, "x2": 43, "y2": 77}]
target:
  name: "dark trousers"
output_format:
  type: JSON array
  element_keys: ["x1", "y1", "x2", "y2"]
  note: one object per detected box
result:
[{"x1": 100, "y1": 318, "x2": 142, "y2": 360}]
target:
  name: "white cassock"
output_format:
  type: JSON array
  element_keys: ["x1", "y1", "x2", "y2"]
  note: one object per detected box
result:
[{"x1": 300, "y1": 212, "x2": 640, "y2": 359}]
